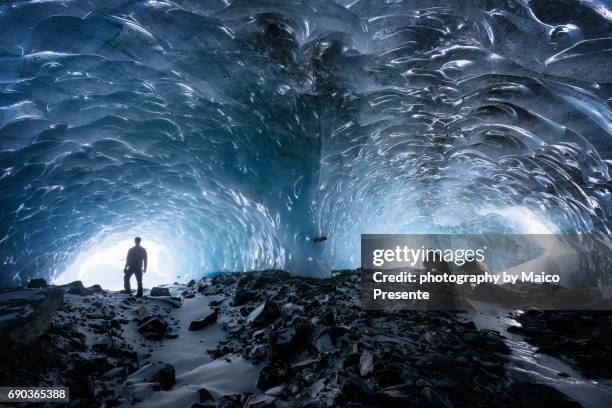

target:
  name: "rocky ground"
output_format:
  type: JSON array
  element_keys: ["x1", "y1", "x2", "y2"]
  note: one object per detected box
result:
[
  {"x1": 509, "y1": 310, "x2": 612, "y2": 379},
  {"x1": 0, "y1": 270, "x2": 600, "y2": 407}
]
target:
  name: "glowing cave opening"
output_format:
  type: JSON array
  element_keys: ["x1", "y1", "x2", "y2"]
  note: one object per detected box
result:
[{"x1": 56, "y1": 238, "x2": 177, "y2": 291}]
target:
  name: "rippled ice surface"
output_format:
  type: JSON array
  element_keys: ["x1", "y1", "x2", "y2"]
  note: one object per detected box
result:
[{"x1": 0, "y1": 0, "x2": 610, "y2": 285}]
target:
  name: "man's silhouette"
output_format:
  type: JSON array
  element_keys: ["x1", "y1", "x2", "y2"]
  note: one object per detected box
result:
[{"x1": 124, "y1": 237, "x2": 147, "y2": 297}]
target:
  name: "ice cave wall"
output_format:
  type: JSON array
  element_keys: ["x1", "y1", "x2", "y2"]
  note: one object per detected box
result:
[{"x1": 0, "y1": 0, "x2": 610, "y2": 286}]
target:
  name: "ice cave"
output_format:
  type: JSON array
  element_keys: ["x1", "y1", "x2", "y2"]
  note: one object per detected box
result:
[
  {"x1": 2, "y1": 1, "x2": 612, "y2": 407},
  {"x1": 0, "y1": 0, "x2": 610, "y2": 287}
]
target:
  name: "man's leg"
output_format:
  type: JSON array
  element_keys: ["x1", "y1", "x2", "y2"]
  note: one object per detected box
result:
[
  {"x1": 124, "y1": 270, "x2": 133, "y2": 293},
  {"x1": 135, "y1": 270, "x2": 143, "y2": 297}
]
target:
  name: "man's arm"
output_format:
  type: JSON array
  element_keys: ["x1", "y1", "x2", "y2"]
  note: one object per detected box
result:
[
  {"x1": 124, "y1": 249, "x2": 130, "y2": 272},
  {"x1": 143, "y1": 249, "x2": 148, "y2": 273}
]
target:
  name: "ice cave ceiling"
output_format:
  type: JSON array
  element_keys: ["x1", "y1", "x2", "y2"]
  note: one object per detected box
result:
[{"x1": 0, "y1": 0, "x2": 610, "y2": 286}]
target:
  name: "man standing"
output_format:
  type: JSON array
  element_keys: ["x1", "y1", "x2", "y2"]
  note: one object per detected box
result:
[{"x1": 124, "y1": 237, "x2": 147, "y2": 297}]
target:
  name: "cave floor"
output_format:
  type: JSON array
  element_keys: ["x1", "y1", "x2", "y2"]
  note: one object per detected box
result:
[{"x1": 2, "y1": 270, "x2": 611, "y2": 407}]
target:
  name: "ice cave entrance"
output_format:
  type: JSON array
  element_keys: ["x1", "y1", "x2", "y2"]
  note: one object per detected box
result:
[{"x1": 55, "y1": 238, "x2": 177, "y2": 291}]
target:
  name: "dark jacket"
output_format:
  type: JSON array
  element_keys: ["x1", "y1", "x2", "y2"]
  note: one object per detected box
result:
[{"x1": 126, "y1": 246, "x2": 147, "y2": 271}]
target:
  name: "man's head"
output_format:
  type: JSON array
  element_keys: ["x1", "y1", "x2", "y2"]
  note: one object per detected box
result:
[{"x1": 134, "y1": 237, "x2": 142, "y2": 247}]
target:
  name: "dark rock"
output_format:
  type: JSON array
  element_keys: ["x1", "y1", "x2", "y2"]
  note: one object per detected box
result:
[
  {"x1": 150, "y1": 287, "x2": 171, "y2": 297},
  {"x1": 414, "y1": 387, "x2": 453, "y2": 408},
  {"x1": 268, "y1": 320, "x2": 312, "y2": 359},
  {"x1": 247, "y1": 301, "x2": 280, "y2": 327},
  {"x1": 70, "y1": 375, "x2": 96, "y2": 399},
  {"x1": 359, "y1": 349, "x2": 374, "y2": 376},
  {"x1": 232, "y1": 289, "x2": 257, "y2": 306},
  {"x1": 127, "y1": 362, "x2": 175, "y2": 391},
  {"x1": 236, "y1": 275, "x2": 252, "y2": 290},
  {"x1": 321, "y1": 309, "x2": 335, "y2": 325},
  {"x1": 244, "y1": 393, "x2": 277, "y2": 407},
  {"x1": 215, "y1": 394, "x2": 242, "y2": 408},
  {"x1": 426, "y1": 354, "x2": 462, "y2": 376},
  {"x1": 341, "y1": 375, "x2": 374, "y2": 403},
  {"x1": 374, "y1": 366, "x2": 404, "y2": 388},
  {"x1": 107, "y1": 398, "x2": 121, "y2": 407},
  {"x1": 326, "y1": 325, "x2": 350, "y2": 343},
  {"x1": 187, "y1": 279, "x2": 196, "y2": 287},
  {"x1": 160, "y1": 296, "x2": 182, "y2": 308},
  {"x1": 0, "y1": 287, "x2": 64, "y2": 345},
  {"x1": 249, "y1": 276, "x2": 273, "y2": 290},
  {"x1": 294, "y1": 282, "x2": 313, "y2": 296},
  {"x1": 62, "y1": 281, "x2": 92, "y2": 296},
  {"x1": 198, "y1": 388, "x2": 215, "y2": 403},
  {"x1": 262, "y1": 270, "x2": 291, "y2": 281},
  {"x1": 94, "y1": 336, "x2": 133, "y2": 358},
  {"x1": 69, "y1": 357, "x2": 108, "y2": 378},
  {"x1": 462, "y1": 332, "x2": 478, "y2": 343},
  {"x1": 151, "y1": 364, "x2": 176, "y2": 391},
  {"x1": 510, "y1": 382, "x2": 581, "y2": 408},
  {"x1": 27, "y1": 278, "x2": 48, "y2": 288},
  {"x1": 374, "y1": 384, "x2": 418, "y2": 407},
  {"x1": 258, "y1": 362, "x2": 292, "y2": 389},
  {"x1": 343, "y1": 353, "x2": 361, "y2": 369},
  {"x1": 189, "y1": 310, "x2": 218, "y2": 331},
  {"x1": 137, "y1": 317, "x2": 168, "y2": 340},
  {"x1": 101, "y1": 366, "x2": 128, "y2": 381},
  {"x1": 514, "y1": 310, "x2": 612, "y2": 378}
]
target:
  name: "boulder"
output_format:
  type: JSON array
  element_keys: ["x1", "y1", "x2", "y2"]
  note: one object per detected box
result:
[
  {"x1": 248, "y1": 276, "x2": 273, "y2": 290},
  {"x1": 61, "y1": 281, "x2": 92, "y2": 296},
  {"x1": 122, "y1": 383, "x2": 158, "y2": 403},
  {"x1": 257, "y1": 362, "x2": 292, "y2": 389},
  {"x1": 232, "y1": 289, "x2": 257, "y2": 306},
  {"x1": 189, "y1": 310, "x2": 218, "y2": 331},
  {"x1": 150, "y1": 287, "x2": 170, "y2": 297},
  {"x1": 268, "y1": 320, "x2": 312, "y2": 359},
  {"x1": 0, "y1": 287, "x2": 64, "y2": 345},
  {"x1": 137, "y1": 317, "x2": 168, "y2": 340},
  {"x1": 27, "y1": 278, "x2": 48, "y2": 288},
  {"x1": 126, "y1": 362, "x2": 176, "y2": 391},
  {"x1": 101, "y1": 367, "x2": 128, "y2": 381},
  {"x1": 160, "y1": 296, "x2": 182, "y2": 308},
  {"x1": 215, "y1": 394, "x2": 242, "y2": 408},
  {"x1": 198, "y1": 388, "x2": 215, "y2": 405},
  {"x1": 246, "y1": 301, "x2": 280, "y2": 327}
]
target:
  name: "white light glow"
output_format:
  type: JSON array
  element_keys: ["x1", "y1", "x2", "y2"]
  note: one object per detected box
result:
[{"x1": 56, "y1": 238, "x2": 176, "y2": 291}]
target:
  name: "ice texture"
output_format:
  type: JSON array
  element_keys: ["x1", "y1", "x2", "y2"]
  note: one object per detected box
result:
[{"x1": 0, "y1": 0, "x2": 610, "y2": 285}]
